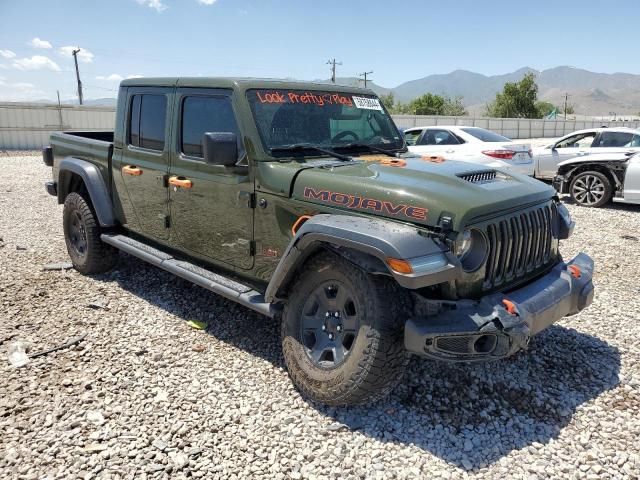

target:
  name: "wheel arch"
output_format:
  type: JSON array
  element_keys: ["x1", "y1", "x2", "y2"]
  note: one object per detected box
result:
[
  {"x1": 561, "y1": 162, "x2": 620, "y2": 190},
  {"x1": 57, "y1": 158, "x2": 116, "y2": 227},
  {"x1": 264, "y1": 214, "x2": 461, "y2": 303}
]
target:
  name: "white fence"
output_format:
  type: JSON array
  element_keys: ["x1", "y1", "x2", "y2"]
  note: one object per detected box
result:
[
  {"x1": 3, "y1": 102, "x2": 640, "y2": 149},
  {"x1": 0, "y1": 102, "x2": 116, "y2": 150},
  {"x1": 392, "y1": 115, "x2": 640, "y2": 139}
]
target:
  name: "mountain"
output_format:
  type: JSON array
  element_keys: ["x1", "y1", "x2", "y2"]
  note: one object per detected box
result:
[{"x1": 332, "y1": 66, "x2": 640, "y2": 116}]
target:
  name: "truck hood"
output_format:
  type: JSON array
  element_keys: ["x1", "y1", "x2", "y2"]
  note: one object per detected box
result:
[{"x1": 290, "y1": 155, "x2": 555, "y2": 231}]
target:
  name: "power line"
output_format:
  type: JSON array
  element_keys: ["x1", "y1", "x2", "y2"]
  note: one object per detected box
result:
[
  {"x1": 326, "y1": 58, "x2": 342, "y2": 83},
  {"x1": 359, "y1": 71, "x2": 373, "y2": 88},
  {"x1": 72, "y1": 48, "x2": 84, "y2": 105}
]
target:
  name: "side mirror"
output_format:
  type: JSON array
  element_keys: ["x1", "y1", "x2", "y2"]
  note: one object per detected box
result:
[{"x1": 203, "y1": 132, "x2": 238, "y2": 166}]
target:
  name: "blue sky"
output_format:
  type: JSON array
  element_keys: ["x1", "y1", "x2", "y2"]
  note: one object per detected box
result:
[{"x1": 1, "y1": 0, "x2": 639, "y2": 102}]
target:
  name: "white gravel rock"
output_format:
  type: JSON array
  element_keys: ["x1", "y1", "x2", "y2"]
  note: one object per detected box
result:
[{"x1": 0, "y1": 154, "x2": 639, "y2": 479}]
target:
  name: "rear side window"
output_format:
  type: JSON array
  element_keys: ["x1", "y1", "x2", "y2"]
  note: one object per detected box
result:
[
  {"x1": 631, "y1": 135, "x2": 640, "y2": 147},
  {"x1": 596, "y1": 131, "x2": 634, "y2": 147},
  {"x1": 128, "y1": 94, "x2": 167, "y2": 151},
  {"x1": 460, "y1": 127, "x2": 511, "y2": 142},
  {"x1": 181, "y1": 96, "x2": 242, "y2": 158}
]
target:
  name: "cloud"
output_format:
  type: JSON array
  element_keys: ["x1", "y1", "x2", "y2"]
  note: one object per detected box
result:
[
  {"x1": 136, "y1": 0, "x2": 167, "y2": 12},
  {"x1": 58, "y1": 46, "x2": 94, "y2": 63},
  {"x1": 0, "y1": 76, "x2": 5, "y2": 85},
  {"x1": 29, "y1": 37, "x2": 52, "y2": 49},
  {"x1": 96, "y1": 73, "x2": 124, "y2": 81},
  {"x1": 0, "y1": 81, "x2": 47, "y2": 101},
  {"x1": 0, "y1": 49, "x2": 16, "y2": 59},
  {"x1": 12, "y1": 55, "x2": 61, "y2": 71},
  {"x1": 198, "y1": 0, "x2": 218, "y2": 4}
]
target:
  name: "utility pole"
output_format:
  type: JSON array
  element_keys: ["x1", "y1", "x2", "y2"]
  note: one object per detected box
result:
[
  {"x1": 326, "y1": 58, "x2": 342, "y2": 83},
  {"x1": 359, "y1": 71, "x2": 373, "y2": 88},
  {"x1": 563, "y1": 92, "x2": 571, "y2": 119},
  {"x1": 72, "y1": 48, "x2": 84, "y2": 105}
]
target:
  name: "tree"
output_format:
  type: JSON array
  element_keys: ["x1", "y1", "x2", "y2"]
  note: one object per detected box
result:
[
  {"x1": 563, "y1": 104, "x2": 575, "y2": 115},
  {"x1": 404, "y1": 93, "x2": 467, "y2": 116},
  {"x1": 379, "y1": 93, "x2": 395, "y2": 110},
  {"x1": 486, "y1": 73, "x2": 540, "y2": 118},
  {"x1": 535, "y1": 101, "x2": 556, "y2": 117}
]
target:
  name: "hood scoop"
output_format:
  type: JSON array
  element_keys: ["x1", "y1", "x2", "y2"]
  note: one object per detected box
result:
[{"x1": 457, "y1": 170, "x2": 498, "y2": 184}]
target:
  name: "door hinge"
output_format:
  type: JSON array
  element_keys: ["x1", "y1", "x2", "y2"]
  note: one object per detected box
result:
[
  {"x1": 164, "y1": 215, "x2": 171, "y2": 228},
  {"x1": 249, "y1": 240, "x2": 256, "y2": 256},
  {"x1": 249, "y1": 192, "x2": 257, "y2": 209}
]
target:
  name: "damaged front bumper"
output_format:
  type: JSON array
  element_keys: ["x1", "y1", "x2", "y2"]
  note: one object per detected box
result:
[{"x1": 404, "y1": 253, "x2": 594, "y2": 361}]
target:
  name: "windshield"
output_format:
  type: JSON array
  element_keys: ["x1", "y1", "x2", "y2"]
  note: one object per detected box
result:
[
  {"x1": 461, "y1": 127, "x2": 511, "y2": 143},
  {"x1": 247, "y1": 89, "x2": 403, "y2": 156}
]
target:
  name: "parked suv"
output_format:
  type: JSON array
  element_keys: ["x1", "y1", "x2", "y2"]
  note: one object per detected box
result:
[
  {"x1": 43, "y1": 78, "x2": 594, "y2": 405},
  {"x1": 533, "y1": 127, "x2": 640, "y2": 180}
]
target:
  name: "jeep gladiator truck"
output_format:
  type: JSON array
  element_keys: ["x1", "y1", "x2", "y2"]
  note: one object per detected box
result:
[{"x1": 43, "y1": 78, "x2": 594, "y2": 405}]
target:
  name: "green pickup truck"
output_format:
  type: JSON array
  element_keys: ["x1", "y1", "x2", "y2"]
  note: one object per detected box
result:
[{"x1": 43, "y1": 77, "x2": 594, "y2": 405}]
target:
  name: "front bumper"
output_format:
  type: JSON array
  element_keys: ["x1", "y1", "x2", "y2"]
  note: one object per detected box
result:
[
  {"x1": 405, "y1": 253, "x2": 594, "y2": 361},
  {"x1": 553, "y1": 175, "x2": 569, "y2": 194}
]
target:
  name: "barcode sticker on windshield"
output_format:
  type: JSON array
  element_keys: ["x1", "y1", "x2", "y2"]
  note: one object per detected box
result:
[{"x1": 352, "y1": 96, "x2": 383, "y2": 111}]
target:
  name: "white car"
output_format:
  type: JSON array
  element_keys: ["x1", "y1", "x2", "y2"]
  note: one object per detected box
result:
[
  {"x1": 553, "y1": 151, "x2": 640, "y2": 207},
  {"x1": 403, "y1": 126, "x2": 534, "y2": 175},
  {"x1": 533, "y1": 127, "x2": 640, "y2": 180}
]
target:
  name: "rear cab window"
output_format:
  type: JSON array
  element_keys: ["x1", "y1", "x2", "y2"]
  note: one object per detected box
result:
[{"x1": 128, "y1": 94, "x2": 167, "y2": 151}]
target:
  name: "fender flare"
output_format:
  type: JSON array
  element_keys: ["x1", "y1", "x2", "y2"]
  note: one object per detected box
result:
[
  {"x1": 264, "y1": 214, "x2": 461, "y2": 303},
  {"x1": 57, "y1": 157, "x2": 116, "y2": 227}
]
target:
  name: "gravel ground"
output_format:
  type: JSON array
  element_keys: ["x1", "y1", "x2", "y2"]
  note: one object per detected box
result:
[{"x1": 1, "y1": 154, "x2": 639, "y2": 480}]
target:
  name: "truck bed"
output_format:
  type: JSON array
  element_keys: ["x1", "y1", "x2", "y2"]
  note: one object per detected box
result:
[{"x1": 50, "y1": 131, "x2": 115, "y2": 184}]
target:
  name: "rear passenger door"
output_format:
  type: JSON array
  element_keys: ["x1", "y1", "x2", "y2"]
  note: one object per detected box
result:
[
  {"x1": 168, "y1": 88, "x2": 254, "y2": 270},
  {"x1": 119, "y1": 88, "x2": 172, "y2": 240},
  {"x1": 592, "y1": 131, "x2": 637, "y2": 155}
]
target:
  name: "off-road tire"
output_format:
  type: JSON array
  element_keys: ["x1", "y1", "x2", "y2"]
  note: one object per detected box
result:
[
  {"x1": 569, "y1": 170, "x2": 613, "y2": 208},
  {"x1": 63, "y1": 192, "x2": 118, "y2": 274},
  {"x1": 281, "y1": 252, "x2": 409, "y2": 406}
]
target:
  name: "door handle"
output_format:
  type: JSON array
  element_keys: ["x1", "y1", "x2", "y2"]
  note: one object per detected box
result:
[
  {"x1": 123, "y1": 165, "x2": 143, "y2": 176},
  {"x1": 168, "y1": 176, "x2": 193, "y2": 189}
]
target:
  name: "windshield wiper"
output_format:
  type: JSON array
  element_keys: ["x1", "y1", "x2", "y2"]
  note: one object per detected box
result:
[
  {"x1": 270, "y1": 144, "x2": 352, "y2": 162},
  {"x1": 335, "y1": 142, "x2": 404, "y2": 157}
]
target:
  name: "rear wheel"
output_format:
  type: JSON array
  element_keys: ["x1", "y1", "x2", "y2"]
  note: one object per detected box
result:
[
  {"x1": 281, "y1": 253, "x2": 409, "y2": 405},
  {"x1": 63, "y1": 192, "x2": 118, "y2": 274},
  {"x1": 569, "y1": 171, "x2": 612, "y2": 208}
]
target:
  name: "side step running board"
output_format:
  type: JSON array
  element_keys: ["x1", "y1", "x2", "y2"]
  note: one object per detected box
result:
[{"x1": 101, "y1": 234, "x2": 274, "y2": 317}]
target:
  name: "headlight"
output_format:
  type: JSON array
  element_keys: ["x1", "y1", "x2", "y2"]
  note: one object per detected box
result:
[
  {"x1": 455, "y1": 229, "x2": 473, "y2": 259},
  {"x1": 455, "y1": 229, "x2": 488, "y2": 272}
]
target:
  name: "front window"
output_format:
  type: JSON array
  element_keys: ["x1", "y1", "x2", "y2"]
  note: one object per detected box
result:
[
  {"x1": 556, "y1": 132, "x2": 596, "y2": 149},
  {"x1": 247, "y1": 89, "x2": 403, "y2": 155}
]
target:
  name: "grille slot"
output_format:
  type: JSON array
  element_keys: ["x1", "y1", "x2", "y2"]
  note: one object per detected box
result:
[
  {"x1": 457, "y1": 170, "x2": 497, "y2": 183},
  {"x1": 483, "y1": 203, "x2": 557, "y2": 290}
]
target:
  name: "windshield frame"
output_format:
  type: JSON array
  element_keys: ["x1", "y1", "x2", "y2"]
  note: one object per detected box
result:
[{"x1": 246, "y1": 88, "x2": 405, "y2": 160}]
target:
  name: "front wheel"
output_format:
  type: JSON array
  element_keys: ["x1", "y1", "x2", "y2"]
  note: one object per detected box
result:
[
  {"x1": 63, "y1": 192, "x2": 118, "y2": 274},
  {"x1": 281, "y1": 253, "x2": 409, "y2": 406},
  {"x1": 569, "y1": 171, "x2": 612, "y2": 208}
]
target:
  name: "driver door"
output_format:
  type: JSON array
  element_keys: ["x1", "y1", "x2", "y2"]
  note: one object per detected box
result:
[
  {"x1": 168, "y1": 89, "x2": 254, "y2": 270},
  {"x1": 537, "y1": 131, "x2": 596, "y2": 179}
]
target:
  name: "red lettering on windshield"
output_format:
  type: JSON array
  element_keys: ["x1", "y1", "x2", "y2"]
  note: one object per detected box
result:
[{"x1": 256, "y1": 90, "x2": 354, "y2": 108}]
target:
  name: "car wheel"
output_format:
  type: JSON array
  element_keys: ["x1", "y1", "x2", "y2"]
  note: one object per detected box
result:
[
  {"x1": 281, "y1": 252, "x2": 409, "y2": 406},
  {"x1": 63, "y1": 192, "x2": 118, "y2": 274},
  {"x1": 569, "y1": 171, "x2": 612, "y2": 208}
]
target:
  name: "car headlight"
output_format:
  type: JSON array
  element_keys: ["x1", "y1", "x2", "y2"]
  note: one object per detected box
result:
[
  {"x1": 455, "y1": 229, "x2": 488, "y2": 272},
  {"x1": 455, "y1": 229, "x2": 473, "y2": 259}
]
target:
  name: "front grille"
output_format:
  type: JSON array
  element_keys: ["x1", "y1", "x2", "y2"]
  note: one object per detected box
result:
[
  {"x1": 458, "y1": 170, "x2": 497, "y2": 183},
  {"x1": 483, "y1": 203, "x2": 558, "y2": 290}
]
